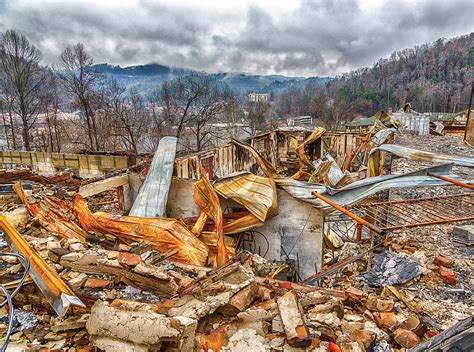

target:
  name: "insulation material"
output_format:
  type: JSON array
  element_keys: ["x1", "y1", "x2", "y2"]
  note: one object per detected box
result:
[
  {"x1": 193, "y1": 163, "x2": 229, "y2": 266},
  {"x1": 129, "y1": 136, "x2": 177, "y2": 218},
  {"x1": 73, "y1": 195, "x2": 209, "y2": 266}
]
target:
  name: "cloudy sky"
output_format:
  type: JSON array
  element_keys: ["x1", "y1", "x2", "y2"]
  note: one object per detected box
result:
[{"x1": 1, "y1": 0, "x2": 473, "y2": 77}]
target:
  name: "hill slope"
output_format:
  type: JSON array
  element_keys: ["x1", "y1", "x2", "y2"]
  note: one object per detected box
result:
[
  {"x1": 92, "y1": 63, "x2": 332, "y2": 98},
  {"x1": 277, "y1": 33, "x2": 474, "y2": 118}
]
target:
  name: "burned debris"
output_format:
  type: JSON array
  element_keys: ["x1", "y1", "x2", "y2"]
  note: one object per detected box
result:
[{"x1": 0, "y1": 112, "x2": 472, "y2": 351}]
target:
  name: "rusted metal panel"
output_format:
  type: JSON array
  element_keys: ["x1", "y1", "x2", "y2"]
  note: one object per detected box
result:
[
  {"x1": 74, "y1": 195, "x2": 209, "y2": 266},
  {"x1": 193, "y1": 162, "x2": 229, "y2": 266},
  {"x1": 0, "y1": 215, "x2": 85, "y2": 317},
  {"x1": 14, "y1": 181, "x2": 88, "y2": 241}
]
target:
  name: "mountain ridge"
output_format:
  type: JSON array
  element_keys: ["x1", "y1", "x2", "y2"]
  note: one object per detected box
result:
[{"x1": 91, "y1": 63, "x2": 332, "y2": 98}]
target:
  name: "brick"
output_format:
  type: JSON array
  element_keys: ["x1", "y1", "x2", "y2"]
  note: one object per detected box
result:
[
  {"x1": 439, "y1": 266, "x2": 457, "y2": 285},
  {"x1": 433, "y1": 255, "x2": 454, "y2": 268},
  {"x1": 84, "y1": 278, "x2": 113, "y2": 289},
  {"x1": 374, "y1": 312, "x2": 397, "y2": 329},
  {"x1": 394, "y1": 328, "x2": 420, "y2": 348},
  {"x1": 350, "y1": 329, "x2": 376, "y2": 350},
  {"x1": 118, "y1": 252, "x2": 142, "y2": 267},
  {"x1": 365, "y1": 297, "x2": 394, "y2": 312}
]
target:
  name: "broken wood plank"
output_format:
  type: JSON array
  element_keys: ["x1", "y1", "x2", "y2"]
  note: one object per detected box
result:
[{"x1": 78, "y1": 173, "x2": 129, "y2": 198}]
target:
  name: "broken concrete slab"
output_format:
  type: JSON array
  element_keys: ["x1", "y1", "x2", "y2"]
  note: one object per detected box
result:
[
  {"x1": 276, "y1": 291, "x2": 311, "y2": 348},
  {"x1": 86, "y1": 300, "x2": 197, "y2": 351}
]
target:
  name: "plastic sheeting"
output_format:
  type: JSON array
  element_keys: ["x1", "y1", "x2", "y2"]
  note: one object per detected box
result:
[{"x1": 129, "y1": 136, "x2": 177, "y2": 218}]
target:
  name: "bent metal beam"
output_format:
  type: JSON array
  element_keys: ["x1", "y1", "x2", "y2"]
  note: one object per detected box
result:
[{"x1": 0, "y1": 215, "x2": 85, "y2": 317}]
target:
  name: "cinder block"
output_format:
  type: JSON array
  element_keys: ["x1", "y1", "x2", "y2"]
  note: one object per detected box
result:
[{"x1": 453, "y1": 225, "x2": 474, "y2": 246}]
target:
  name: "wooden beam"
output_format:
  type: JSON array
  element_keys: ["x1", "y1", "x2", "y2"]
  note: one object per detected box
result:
[{"x1": 78, "y1": 173, "x2": 129, "y2": 198}]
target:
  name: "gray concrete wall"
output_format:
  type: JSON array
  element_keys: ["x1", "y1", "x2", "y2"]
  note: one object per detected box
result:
[{"x1": 0, "y1": 151, "x2": 135, "y2": 179}]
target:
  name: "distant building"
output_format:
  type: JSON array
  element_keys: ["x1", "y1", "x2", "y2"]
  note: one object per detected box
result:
[
  {"x1": 247, "y1": 93, "x2": 270, "y2": 103},
  {"x1": 286, "y1": 116, "x2": 313, "y2": 127}
]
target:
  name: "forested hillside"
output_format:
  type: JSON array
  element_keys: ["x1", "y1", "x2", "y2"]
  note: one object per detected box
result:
[{"x1": 276, "y1": 33, "x2": 474, "y2": 122}]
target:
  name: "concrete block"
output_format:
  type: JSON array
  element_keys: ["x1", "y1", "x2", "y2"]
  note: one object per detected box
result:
[{"x1": 453, "y1": 225, "x2": 474, "y2": 246}]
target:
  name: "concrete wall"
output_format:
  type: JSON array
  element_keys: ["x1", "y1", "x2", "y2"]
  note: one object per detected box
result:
[
  {"x1": 0, "y1": 151, "x2": 137, "y2": 179},
  {"x1": 255, "y1": 190, "x2": 324, "y2": 279},
  {"x1": 165, "y1": 177, "x2": 324, "y2": 279}
]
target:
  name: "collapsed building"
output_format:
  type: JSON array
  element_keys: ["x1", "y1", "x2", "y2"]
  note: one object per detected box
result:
[{"x1": 0, "y1": 111, "x2": 472, "y2": 351}]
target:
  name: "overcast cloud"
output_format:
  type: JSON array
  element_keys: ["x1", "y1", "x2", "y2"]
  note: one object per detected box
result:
[{"x1": 1, "y1": 0, "x2": 473, "y2": 76}]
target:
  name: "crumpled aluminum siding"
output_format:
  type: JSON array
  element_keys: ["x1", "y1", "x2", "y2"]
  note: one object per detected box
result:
[
  {"x1": 14, "y1": 181, "x2": 87, "y2": 242},
  {"x1": 129, "y1": 136, "x2": 177, "y2": 218},
  {"x1": 232, "y1": 140, "x2": 472, "y2": 209},
  {"x1": 295, "y1": 127, "x2": 326, "y2": 169},
  {"x1": 74, "y1": 195, "x2": 209, "y2": 267},
  {"x1": 368, "y1": 144, "x2": 474, "y2": 176},
  {"x1": 321, "y1": 164, "x2": 471, "y2": 207},
  {"x1": 213, "y1": 171, "x2": 278, "y2": 222},
  {"x1": 193, "y1": 163, "x2": 229, "y2": 266}
]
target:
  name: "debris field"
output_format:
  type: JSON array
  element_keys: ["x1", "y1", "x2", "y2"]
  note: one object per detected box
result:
[{"x1": 0, "y1": 111, "x2": 472, "y2": 351}]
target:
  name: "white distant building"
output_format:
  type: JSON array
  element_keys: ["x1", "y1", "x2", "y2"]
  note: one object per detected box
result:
[
  {"x1": 247, "y1": 93, "x2": 270, "y2": 103},
  {"x1": 287, "y1": 116, "x2": 313, "y2": 127}
]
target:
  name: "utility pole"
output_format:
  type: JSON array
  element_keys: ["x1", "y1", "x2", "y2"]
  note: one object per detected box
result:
[{"x1": 463, "y1": 82, "x2": 473, "y2": 144}]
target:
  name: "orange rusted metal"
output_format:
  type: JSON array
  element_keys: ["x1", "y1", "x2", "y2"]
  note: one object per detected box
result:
[
  {"x1": 312, "y1": 191, "x2": 383, "y2": 234},
  {"x1": 427, "y1": 173, "x2": 474, "y2": 190},
  {"x1": 14, "y1": 181, "x2": 87, "y2": 241},
  {"x1": 73, "y1": 195, "x2": 209, "y2": 266},
  {"x1": 346, "y1": 193, "x2": 474, "y2": 231},
  {"x1": 0, "y1": 215, "x2": 85, "y2": 317},
  {"x1": 193, "y1": 162, "x2": 229, "y2": 266}
]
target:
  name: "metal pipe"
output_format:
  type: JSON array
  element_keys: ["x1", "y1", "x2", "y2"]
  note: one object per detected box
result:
[
  {"x1": 312, "y1": 192, "x2": 383, "y2": 234},
  {"x1": 427, "y1": 173, "x2": 474, "y2": 190}
]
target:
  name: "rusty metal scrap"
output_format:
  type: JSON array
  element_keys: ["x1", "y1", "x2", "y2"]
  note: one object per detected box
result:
[
  {"x1": 193, "y1": 162, "x2": 229, "y2": 266},
  {"x1": 0, "y1": 215, "x2": 85, "y2": 317},
  {"x1": 14, "y1": 181, "x2": 87, "y2": 242},
  {"x1": 346, "y1": 193, "x2": 474, "y2": 231},
  {"x1": 213, "y1": 171, "x2": 278, "y2": 233},
  {"x1": 295, "y1": 127, "x2": 326, "y2": 169},
  {"x1": 427, "y1": 173, "x2": 474, "y2": 190},
  {"x1": 73, "y1": 195, "x2": 209, "y2": 266}
]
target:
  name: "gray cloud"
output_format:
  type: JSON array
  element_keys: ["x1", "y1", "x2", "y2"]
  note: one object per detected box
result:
[{"x1": 1, "y1": 0, "x2": 472, "y2": 76}]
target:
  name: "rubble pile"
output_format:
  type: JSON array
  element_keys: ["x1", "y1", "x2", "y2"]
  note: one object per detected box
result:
[{"x1": 0, "y1": 119, "x2": 472, "y2": 351}]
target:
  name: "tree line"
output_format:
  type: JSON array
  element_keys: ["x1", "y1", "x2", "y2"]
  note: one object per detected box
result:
[
  {"x1": 2, "y1": 29, "x2": 471, "y2": 153},
  {"x1": 0, "y1": 30, "x2": 248, "y2": 154},
  {"x1": 275, "y1": 33, "x2": 474, "y2": 126}
]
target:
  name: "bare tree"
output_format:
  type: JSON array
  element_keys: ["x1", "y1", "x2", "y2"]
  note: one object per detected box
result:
[
  {"x1": 105, "y1": 79, "x2": 150, "y2": 153},
  {"x1": 246, "y1": 100, "x2": 270, "y2": 137},
  {"x1": 160, "y1": 74, "x2": 237, "y2": 151},
  {"x1": 42, "y1": 69, "x2": 63, "y2": 152},
  {"x1": 160, "y1": 73, "x2": 211, "y2": 140},
  {"x1": 57, "y1": 43, "x2": 101, "y2": 151},
  {"x1": 0, "y1": 29, "x2": 45, "y2": 150}
]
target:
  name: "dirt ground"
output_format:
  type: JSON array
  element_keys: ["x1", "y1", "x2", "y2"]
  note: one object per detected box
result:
[{"x1": 389, "y1": 133, "x2": 473, "y2": 328}]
